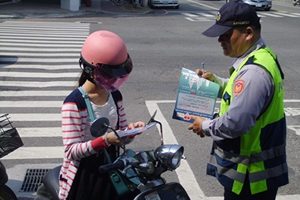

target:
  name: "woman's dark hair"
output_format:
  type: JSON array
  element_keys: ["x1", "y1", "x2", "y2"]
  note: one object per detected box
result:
[{"x1": 78, "y1": 71, "x2": 94, "y2": 86}]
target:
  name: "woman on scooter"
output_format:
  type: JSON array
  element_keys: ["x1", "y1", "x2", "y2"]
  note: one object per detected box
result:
[{"x1": 59, "y1": 30, "x2": 144, "y2": 200}]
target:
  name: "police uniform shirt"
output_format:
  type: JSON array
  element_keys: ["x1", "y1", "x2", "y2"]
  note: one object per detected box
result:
[{"x1": 202, "y1": 38, "x2": 275, "y2": 140}]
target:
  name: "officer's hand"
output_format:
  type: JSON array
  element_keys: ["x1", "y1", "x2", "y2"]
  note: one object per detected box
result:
[
  {"x1": 195, "y1": 69, "x2": 215, "y2": 82},
  {"x1": 188, "y1": 116, "x2": 205, "y2": 138},
  {"x1": 104, "y1": 131, "x2": 121, "y2": 145}
]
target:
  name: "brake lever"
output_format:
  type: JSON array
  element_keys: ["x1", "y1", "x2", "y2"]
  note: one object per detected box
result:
[{"x1": 147, "y1": 110, "x2": 157, "y2": 125}]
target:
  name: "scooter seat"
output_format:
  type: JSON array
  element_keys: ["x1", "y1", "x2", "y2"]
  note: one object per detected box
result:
[{"x1": 42, "y1": 165, "x2": 61, "y2": 200}]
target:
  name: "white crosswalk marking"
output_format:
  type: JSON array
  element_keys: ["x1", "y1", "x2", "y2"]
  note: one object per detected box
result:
[
  {"x1": 0, "y1": 90, "x2": 70, "y2": 96},
  {"x1": 0, "y1": 19, "x2": 89, "y2": 173},
  {"x1": 182, "y1": 12, "x2": 214, "y2": 22},
  {"x1": 182, "y1": 11, "x2": 300, "y2": 22},
  {"x1": 0, "y1": 21, "x2": 89, "y2": 198},
  {"x1": 0, "y1": 72, "x2": 79, "y2": 78},
  {"x1": 0, "y1": 64, "x2": 79, "y2": 70},
  {"x1": 258, "y1": 12, "x2": 283, "y2": 17},
  {"x1": 275, "y1": 12, "x2": 299, "y2": 17}
]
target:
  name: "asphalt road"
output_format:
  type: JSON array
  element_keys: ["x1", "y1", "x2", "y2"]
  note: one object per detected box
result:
[{"x1": 0, "y1": 0, "x2": 299, "y2": 199}]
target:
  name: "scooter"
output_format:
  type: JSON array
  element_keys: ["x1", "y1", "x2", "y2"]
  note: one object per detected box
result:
[
  {"x1": 41, "y1": 111, "x2": 190, "y2": 200},
  {"x1": 0, "y1": 114, "x2": 23, "y2": 200},
  {"x1": 0, "y1": 161, "x2": 17, "y2": 200}
]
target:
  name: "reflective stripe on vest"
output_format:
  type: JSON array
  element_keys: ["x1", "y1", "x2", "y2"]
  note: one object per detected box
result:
[{"x1": 210, "y1": 47, "x2": 287, "y2": 195}]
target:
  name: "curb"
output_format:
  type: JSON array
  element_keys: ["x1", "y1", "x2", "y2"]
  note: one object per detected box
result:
[{"x1": 0, "y1": 1, "x2": 152, "y2": 19}]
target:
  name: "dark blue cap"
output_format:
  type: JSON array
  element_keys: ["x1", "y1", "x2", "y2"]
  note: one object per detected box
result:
[{"x1": 202, "y1": 1, "x2": 260, "y2": 37}]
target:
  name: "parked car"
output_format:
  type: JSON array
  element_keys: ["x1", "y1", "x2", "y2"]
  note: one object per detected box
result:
[
  {"x1": 242, "y1": 0, "x2": 272, "y2": 11},
  {"x1": 148, "y1": 0, "x2": 179, "y2": 9}
]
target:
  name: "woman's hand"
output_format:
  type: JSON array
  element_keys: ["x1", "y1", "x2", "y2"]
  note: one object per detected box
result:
[
  {"x1": 104, "y1": 131, "x2": 121, "y2": 145},
  {"x1": 127, "y1": 121, "x2": 145, "y2": 130},
  {"x1": 120, "y1": 121, "x2": 145, "y2": 144}
]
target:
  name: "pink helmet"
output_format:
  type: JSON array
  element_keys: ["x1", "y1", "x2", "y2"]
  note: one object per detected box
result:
[{"x1": 79, "y1": 30, "x2": 133, "y2": 91}]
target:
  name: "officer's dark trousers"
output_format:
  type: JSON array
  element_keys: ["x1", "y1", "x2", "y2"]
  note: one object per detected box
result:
[{"x1": 224, "y1": 175, "x2": 278, "y2": 200}]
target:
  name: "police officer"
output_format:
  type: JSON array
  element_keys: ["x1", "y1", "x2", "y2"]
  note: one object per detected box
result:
[{"x1": 188, "y1": 1, "x2": 288, "y2": 200}]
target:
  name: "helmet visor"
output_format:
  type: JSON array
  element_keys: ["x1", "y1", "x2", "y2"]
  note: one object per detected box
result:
[
  {"x1": 80, "y1": 55, "x2": 133, "y2": 78},
  {"x1": 96, "y1": 56, "x2": 133, "y2": 78}
]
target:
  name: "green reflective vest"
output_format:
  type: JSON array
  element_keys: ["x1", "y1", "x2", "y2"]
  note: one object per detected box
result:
[{"x1": 215, "y1": 47, "x2": 288, "y2": 195}]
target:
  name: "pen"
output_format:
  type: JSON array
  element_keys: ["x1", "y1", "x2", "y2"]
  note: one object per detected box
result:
[{"x1": 201, "y1": 62, "x2": 205, "y2": 71}]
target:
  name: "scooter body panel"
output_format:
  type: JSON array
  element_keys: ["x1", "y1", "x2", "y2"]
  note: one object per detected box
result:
[
  {"x1": 0, "y1": 161, "x2": 8, "y2": 186},
  {"x1": 134, "y1": 182, "x2": 190, "y2": 200},
  {"x1": 42, "y1": 165, "x2": 61, "y2": 200}
]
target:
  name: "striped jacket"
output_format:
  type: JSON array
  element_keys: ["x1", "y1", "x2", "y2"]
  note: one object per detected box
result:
[{"x1": 58, "y1": 88, "x2": 127, "y2": 199}]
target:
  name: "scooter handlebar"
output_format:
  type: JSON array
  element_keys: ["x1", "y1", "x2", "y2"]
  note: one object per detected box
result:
[{"x1": 98, "y1": 160, "x2": 125, "y2": 173}]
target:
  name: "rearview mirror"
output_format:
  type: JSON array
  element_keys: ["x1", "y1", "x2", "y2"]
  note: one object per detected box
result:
[{"x1": 90, "y1": 117, "x2": 110, "y2": 137}]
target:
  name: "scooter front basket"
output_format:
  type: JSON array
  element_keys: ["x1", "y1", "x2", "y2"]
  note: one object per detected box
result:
[{"x1": 0, "y1": 114, "x2": 23, "y2": 158}]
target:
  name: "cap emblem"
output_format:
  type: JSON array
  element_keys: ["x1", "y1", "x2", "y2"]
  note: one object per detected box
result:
[{"x1": 216, "y1": 12, "x2": 221, "y2": 21}]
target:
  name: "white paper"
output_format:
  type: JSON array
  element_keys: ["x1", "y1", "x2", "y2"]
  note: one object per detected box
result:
[{"x1": 116, "y1": 122, "x2": 157, "y2": 138}]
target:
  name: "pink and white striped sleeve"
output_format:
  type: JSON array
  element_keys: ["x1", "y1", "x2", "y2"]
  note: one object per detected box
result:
[{"x1": 61, "y1": 102, "x2": 95, "y2": 160}]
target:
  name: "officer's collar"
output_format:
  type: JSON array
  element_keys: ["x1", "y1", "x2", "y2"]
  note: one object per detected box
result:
[{"x1": 232, "y1": 38, "x2": 265, "y2": 70}]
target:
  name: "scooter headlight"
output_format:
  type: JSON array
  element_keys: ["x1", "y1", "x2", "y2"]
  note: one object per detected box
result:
[{"x1": 154, "y1": 144, "x2": 184, "y2": 170}]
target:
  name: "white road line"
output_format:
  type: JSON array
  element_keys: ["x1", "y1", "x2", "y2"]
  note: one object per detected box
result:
[
  {"x1": 0, "y1": 15, "x2": 16, "y2": 18},
  {"x1": 0, "y1": 101, "x2": 62, "y2": 107},
  {"x1": 182, "y1": 12, "x2": 214, "y2": 21},
  {"x1": 0, "y1": 90, "x2": 70, "y2": 96},
  {"x1": 0, "y1": 35, "x2": 87, "y2": 41},
  {"x1": 198, "y1": 13, "x2": 214, "y2": 18},
  {"x1": 275, "y1": 12, "x2": 299, "y2": 17},
  {"x1": 0, "y1": 64, "x2": 79, "y2": 70},
  {"x1": 146, "y1": 100, "x2": 206, "y2": 200},
  {"x1": 0, "y1": 72, "x2": 79, "y2": 78},
  {"x1": 2, "y1": 21, "x2": 90, "y2": 27},
  {"x1": 0, "y1": 39, "x2": 84, "y2": 45},
  {"x1": 146, "y1": 100, "x2": 300, "y2": 200},
  {"x1": 182, "y1": 12, "x2": 199, "y2": 17},
  {"x1": 0, "y1": 52, "x2": 79, "y2": 57},
  {"x1": 184, "y1": 17, "x2": 196, "y2": 22},
  {"x1": 0, "y1": 57, "x2": 77, "y2": 63},
  {"x1": 3, "y1": 146, "x2": 64, "y2": 160},
  {"x1": 6, "y1": 114, "x2": 61, "y2": 121},
  {"x1": 18, "y1": 127, "x2": 61, "y2": 137},
  {"x1": 0, "y1": 81, "x2": 77, "y2": 87},
  {"x1": 285, "y1": 107, "x2": 300, "y2": 116},
  {"x1": 0, "y1": 30, "x2": 88, "y2": 36},
  {"x1": 186, "y1": 0, "x2": 218, "y2": 10},
  {"x1": 1, "y1": 42, "x2": 82, "y2": 48},
  {"x1": 287, "y1": 126, "x2": 300, "y2": 136},
  {"x1": 284, "y1": 99, "x2": 300, "y2": 103},
  {"x1": 0, "y1": 25, "x2": 89, "y2": 30},
  {"x1": 259, "y1": 12, "x2": 283, "y2": 17},
  {"x1": 0, "y1": 47, "x2": 80, "y2": 52},
  {"x1": 0, "y1": 33, "x2": 87, "y2": 38},
  {"x1": 1, "y1": 57, "x2": 79, "y2": 63}
]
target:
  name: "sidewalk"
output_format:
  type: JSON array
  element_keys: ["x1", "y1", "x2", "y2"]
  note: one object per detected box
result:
[{"x1": 0, "y1": 0, "x2": 151, "y2": 19}]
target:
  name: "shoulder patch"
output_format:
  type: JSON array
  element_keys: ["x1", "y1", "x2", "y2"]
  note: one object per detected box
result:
[{"x1": 233, "y1": 79, "x2": 245, "y2": 96}]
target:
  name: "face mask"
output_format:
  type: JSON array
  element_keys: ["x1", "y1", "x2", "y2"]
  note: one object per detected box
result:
[{"x1": 94, "y1": 71, "x2": 129, "y2": 92}]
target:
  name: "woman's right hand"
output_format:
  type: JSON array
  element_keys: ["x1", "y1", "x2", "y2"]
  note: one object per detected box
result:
[
  {"x1": 195, "y1": 69, "x2": 215, "y2": 82},
  {"x1": 104, "y1": 131, "x2": 121, "y2": 145}
]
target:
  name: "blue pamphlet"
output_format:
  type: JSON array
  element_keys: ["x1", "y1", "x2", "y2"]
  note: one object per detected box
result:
[{"x1": 173, "y1": 68, "x2": 220, "y2": 123}]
